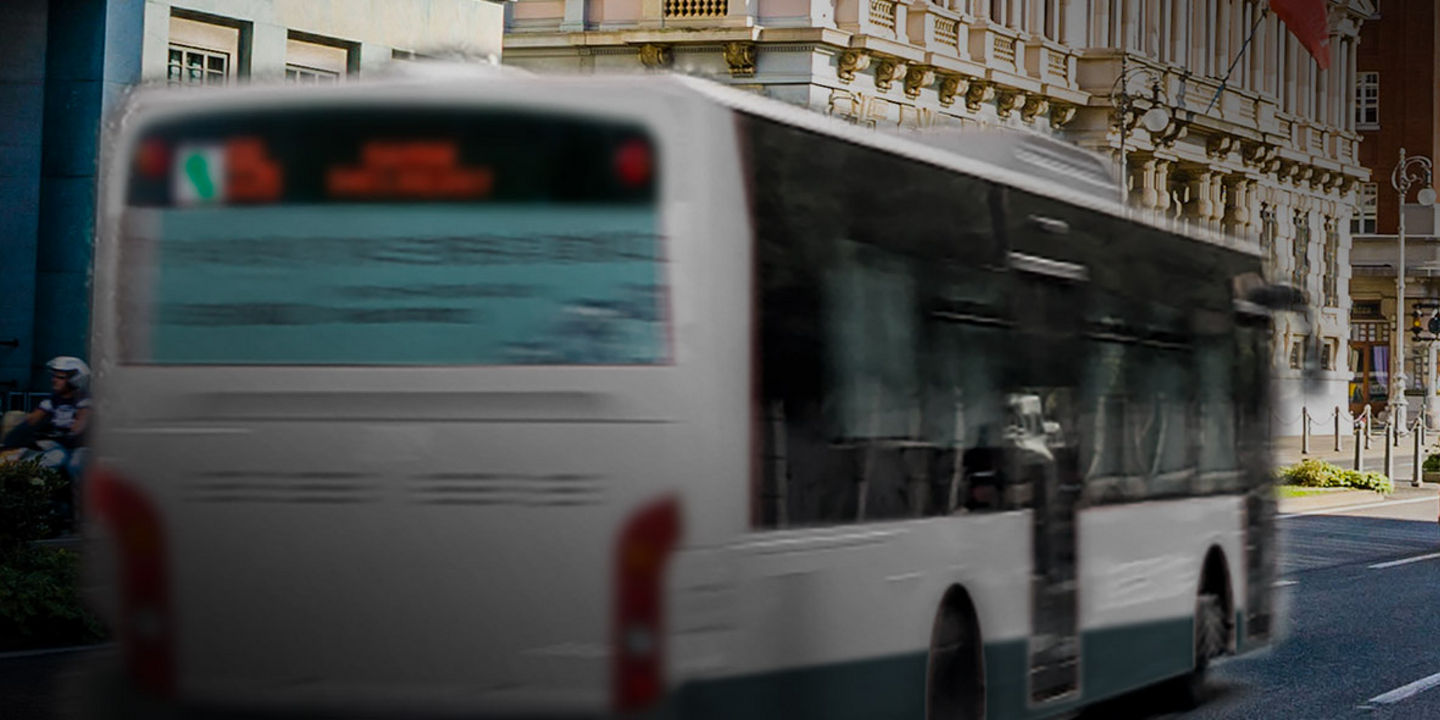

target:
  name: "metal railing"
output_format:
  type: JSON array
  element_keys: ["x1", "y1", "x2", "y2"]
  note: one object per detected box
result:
[{"x1": 1298, "y1": 404, "x2": 1431, "y2": 486}]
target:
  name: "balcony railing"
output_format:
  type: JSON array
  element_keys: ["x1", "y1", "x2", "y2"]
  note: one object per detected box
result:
[
  {"x1": 869, "y1": 0, "x2": 897, "y2": 32},
  {"x1": 664, "y1": 0, "x2": 727, "y2": 18}
]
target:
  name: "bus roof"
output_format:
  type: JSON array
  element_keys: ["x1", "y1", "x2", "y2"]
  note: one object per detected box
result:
[
  {"x1": 109, "y1": 68, "x2": 1260, "y2": 259},
  {"x1": 671, "y1": 74, "x2": 1262, "y2": 259}
]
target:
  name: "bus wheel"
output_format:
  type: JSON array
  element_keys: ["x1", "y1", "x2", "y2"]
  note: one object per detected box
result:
[
  {"x1": 1172, "y1": 591, "x2": 1225, "y2": 708},
  {"x1": 926, "y1": 592, "x2": 984, "y2": 720}
]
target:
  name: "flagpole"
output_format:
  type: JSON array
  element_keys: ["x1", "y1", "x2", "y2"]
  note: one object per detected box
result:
[{"x1": 1203, "y1": 7, "x2": 1272, "y2": 115}]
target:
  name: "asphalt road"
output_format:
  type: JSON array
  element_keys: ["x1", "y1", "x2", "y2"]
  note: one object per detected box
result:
[{"x1": 7, "y1": 493, "x2": 1440, "y2": 720}]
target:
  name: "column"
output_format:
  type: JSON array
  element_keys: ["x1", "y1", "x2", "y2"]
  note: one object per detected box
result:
[
  {"x1": 562, "y1": 0, "x2": 585, "y2": 31},
  {"x1": 1216, "y1": 0, "x2": 1229, "y2": 79},
  {"x1": 1345, "y1": 39, "x2": 1355, "y2": 132},
  {"x1": 1140, "y1": 158, "x2": 1160, "y2": 208},
  {"x1": 1174, "y1": 0, "x2": 1187, "y2": 67}
]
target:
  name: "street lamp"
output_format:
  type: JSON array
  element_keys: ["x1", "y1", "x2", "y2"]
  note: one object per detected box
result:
[
  {"x1": 1390, "y1": 148, "x2": 1436, "y2": 441},
  {"x1": 1110, "y1": 55, "x2": 1174, "y2": 205}
]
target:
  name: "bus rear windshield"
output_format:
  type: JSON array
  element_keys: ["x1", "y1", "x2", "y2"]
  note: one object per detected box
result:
[{"x1": 119, "y1": 107, "x2": 666, "y2": 366}]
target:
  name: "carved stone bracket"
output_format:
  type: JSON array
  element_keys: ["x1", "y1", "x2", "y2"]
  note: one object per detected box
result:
[
  {"x1": 837, "y1": 49, "x2": 870, "y2": 83},
  {"x1": 724, "y1": 42, "x2": 757, "y2": 78},
  {"x1": 1020, "y1": 95, "x2": 1049, "y2": 123},
  {"x1": 1206, "y1": 135, "x2": 1237, "y2": 160},
  {"x1": 995, "y1": 89, "x2": 1025, "y2": 119},
  {"x1": 873, "y1": 56, "x2": 904, "y2": 92},
  {"x1": 937, "y1": 74, "x2": 970, "y2": 108},
  {"x1": 1276, "y1": 161, "x2": 1300, "y2": 184},
  {"x1": 1049, "y1": 102, "x2": 1077, "y2": 128},
  {"x1": 965, "y1": 80, "x2": 994, "y2": 112},
  {"x1": 637, "y1": 43, "x2": 673, "y2": 69},
  {"x1": 903, "y1": 65, "x2": 934, "y2": 99}
]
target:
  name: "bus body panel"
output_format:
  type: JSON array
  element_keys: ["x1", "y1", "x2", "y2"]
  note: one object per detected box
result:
[{"x1": 89, "y1": 78, "x2": 755, "y2": 714}]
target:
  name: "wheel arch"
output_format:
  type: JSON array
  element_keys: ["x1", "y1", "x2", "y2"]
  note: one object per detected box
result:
[
  {"x1": 926, "y1": 583, "x2": 987, "y2": 720},
  {"x1": 1198, "y1": 544, "x2": 1236, "y2": 653}
]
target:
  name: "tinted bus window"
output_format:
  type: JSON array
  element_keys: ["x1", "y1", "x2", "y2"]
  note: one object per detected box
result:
[{"x1": 121, "y1": 108, "x2": 665, "y2": 365}]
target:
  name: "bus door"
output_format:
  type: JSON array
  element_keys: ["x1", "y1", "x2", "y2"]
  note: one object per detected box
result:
[{"x1": 1006, "y1": 253, "x2": 1086, "y2": 704}]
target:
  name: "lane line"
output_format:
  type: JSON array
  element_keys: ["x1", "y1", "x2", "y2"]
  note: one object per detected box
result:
[
  {"x1": 1273, "y1": 579, "x2": 1298, "y2": 587},
  {"x1": 1369, "y1": 552, "x2": 1440, "y2": 570},
  {"x1": 1365, "y1": 670, "x2": 1440, "y2": 705},
  {"x1": 1280, "y1": 495, "x2": 1437, "y2": 518}
]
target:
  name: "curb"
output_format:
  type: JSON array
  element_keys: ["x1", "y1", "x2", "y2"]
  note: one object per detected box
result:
[{"x1": 1278, "y1": 489, "x2": 1389, "y2": 514}]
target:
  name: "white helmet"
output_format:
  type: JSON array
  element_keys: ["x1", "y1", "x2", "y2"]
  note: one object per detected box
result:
[{"x1": 46, "y1": 356, "x2": 91, "y2": 392}]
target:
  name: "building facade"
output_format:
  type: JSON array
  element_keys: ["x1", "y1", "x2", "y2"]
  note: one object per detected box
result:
[
  {"x1": 0, "y1": 0, "x2": 504, "y2": 404},
  {"x1": 1347, "y1": 0, "x2": 1440, "y2": 428},
  {"x1": 504, "y1": 0, "x2": 1374, "y2": 436}
]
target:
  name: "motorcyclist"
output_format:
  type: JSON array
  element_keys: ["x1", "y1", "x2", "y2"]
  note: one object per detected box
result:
[{"x1": 2, "y1": 356, "x2": 92, "y2": 481}]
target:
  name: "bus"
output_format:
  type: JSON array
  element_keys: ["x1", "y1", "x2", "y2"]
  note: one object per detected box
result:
[{"x1": 85, "y1": 69, "x2": 1284, "y2": 719}]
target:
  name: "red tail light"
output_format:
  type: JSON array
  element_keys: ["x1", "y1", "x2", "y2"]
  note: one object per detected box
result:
[
  {"x1": 612, "y1": 496, "x2": 682, "y2": 714},
  {"x1": 87, "y1": 465, "x2": 175, "y2": 698}
]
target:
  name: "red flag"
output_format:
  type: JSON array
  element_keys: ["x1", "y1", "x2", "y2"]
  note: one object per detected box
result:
[{"x1": 1271, "y1": 0, "x2": 1332, "y2": 70}]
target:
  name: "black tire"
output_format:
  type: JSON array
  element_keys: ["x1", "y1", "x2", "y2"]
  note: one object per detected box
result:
[
  {"x1": 1170, "y1": 592, "x2": 1225, "y2": 708},
  {"x1": 927, "y1": 603, "x2": 984, "y2": 720}
]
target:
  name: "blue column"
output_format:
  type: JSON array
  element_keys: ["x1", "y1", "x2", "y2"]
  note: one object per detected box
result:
[
  {"x1": 32, "y1": 0, "x2": 142, "y2": 387},
  {"x1": 0, "y1": 0, "x2": 49, "y2": 397}
]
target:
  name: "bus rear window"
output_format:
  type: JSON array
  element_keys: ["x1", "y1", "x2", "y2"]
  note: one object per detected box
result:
[{"x1": 119, "y1": 108, "x2": 666, "y2": 366}]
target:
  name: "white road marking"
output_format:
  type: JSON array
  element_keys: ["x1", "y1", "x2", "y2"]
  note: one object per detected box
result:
[
  {"x1": 1274, "y1": 580, "x2": 1298, "y2": 587},
  {"x1": 1369, "y1": 552, "x2": 1440, "y2": 570},
  {"x1": 1280, "y1": 495, "x2": 1437, "y2": 518},
  {"x1": 1364, "y1": 669, "x2": 1440, "y2": 706}
]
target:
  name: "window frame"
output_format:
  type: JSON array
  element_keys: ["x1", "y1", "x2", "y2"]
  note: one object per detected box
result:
[
  {"x1": 1356, "y1": 71, "x2": 1380, "y2": 130},
  {"x1": 167, "y1": 43, "x2": 231, "y2": 87},
  {"x1": 1352, "y1": 182, "x2": 1378, "y2": 235}
]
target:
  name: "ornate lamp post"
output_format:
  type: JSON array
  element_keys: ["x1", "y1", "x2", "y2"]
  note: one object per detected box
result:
[
  {"x1": 1390, "y1": 149, "x2": 1436, "y2": 436},
  {"x1": 1110, "y1": 55, "x2": 1175, "y2": 206}
]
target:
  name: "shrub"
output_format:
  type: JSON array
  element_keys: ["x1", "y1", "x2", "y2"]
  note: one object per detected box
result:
[
  {"x1": 1277, "y1": 459, "x2": 1345, "y2": 488},
  {"x1": 1339, "y1": 469, "x2": 1394, "y2": 495},
  {"x1": 1425, "y1": 454, "x2": 1440, "y2": 472},
  {"x1": 0, "y1": 546, "x2": 104, "y2": 650},
  {"x1": 1277, "y1": 459, "x2": 1392, "y2": 494},
  {"x1": 0, "y1": 460, "x2": 67, "y2": 552},
  {"x1": 0, "y1": 459, "x2": 102, "y2": 650}
]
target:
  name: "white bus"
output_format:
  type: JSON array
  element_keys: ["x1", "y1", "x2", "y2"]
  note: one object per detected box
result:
[{"x1": 85, "y1": 70, "x2": 1283, "y2": 719}]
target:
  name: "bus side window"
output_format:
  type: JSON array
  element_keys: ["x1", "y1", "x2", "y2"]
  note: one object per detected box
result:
[{"x1": 745, "y1": 113, "x2": 1008, "y2": 528}]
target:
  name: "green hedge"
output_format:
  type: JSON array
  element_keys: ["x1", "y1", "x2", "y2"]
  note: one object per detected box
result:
[
  {"x1": 1276, "y1": 459, "x2": 1394, "y2": 495},
  {"x1": 0, "y1": 460, "x2": 105, "y2": 650}
]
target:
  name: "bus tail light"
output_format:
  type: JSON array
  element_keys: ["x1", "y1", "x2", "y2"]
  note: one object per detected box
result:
[
  {"x1": 88, "y1": 465, "x2": 175, "y2": 698},
  {"x1": 612, "y1": 496, "x2": 681, "y2": 714}
]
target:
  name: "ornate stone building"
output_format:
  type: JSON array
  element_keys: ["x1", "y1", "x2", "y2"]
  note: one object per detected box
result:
[{"x1": 504, "y1": 0, "x2": 1375, "y2": 435}]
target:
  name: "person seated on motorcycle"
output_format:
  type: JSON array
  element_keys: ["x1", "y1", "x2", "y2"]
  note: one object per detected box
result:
[{"x1": 2, "y1": 356, "x2": 91, "y2": 480}]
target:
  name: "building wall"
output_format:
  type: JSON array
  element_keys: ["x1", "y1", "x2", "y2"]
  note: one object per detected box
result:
[
  {"x1": 503, "y1": 0, "x2": 1375, "y2": 436},
  {"x1": 1347, "y1": 0, "x2": 1440, "y2": 428},
  {"x1": 1355, "y1": 0, "x2": 1436, "y2": 235},
  {"x1": 0, "y1": 0, "x2": 504, "y2": 401}
]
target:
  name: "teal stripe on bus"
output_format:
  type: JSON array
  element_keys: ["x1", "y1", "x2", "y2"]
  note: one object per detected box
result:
[{"x1": 667, "y1": 617, "x2": 1203, "y2": 720}]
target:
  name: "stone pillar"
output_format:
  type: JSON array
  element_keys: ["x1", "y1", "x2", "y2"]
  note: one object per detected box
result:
[
  {"x1": 1227, "y1": 176, "x2": 1252, "y2": 236},
  {"x1": 1140, "y1": 157, "x2": 1160, "y2": 208},
  {"x1": 1192, "y1": 170, "x2": 1214, "y2": 229},
  {"x1": 1155, "y1": 160, "x2": 1173, "y2": 212}
]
